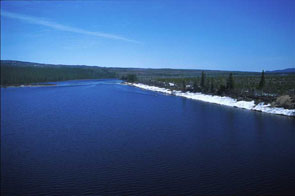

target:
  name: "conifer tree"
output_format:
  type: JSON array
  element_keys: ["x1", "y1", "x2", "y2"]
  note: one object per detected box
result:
[
  {"x1": 126, "y1": 74, "x2": 137, "y2": 83},
  {"x1": 193, "y1": 79, "x2": 198, "y2": 92},
  {"x1": 200, "y1": 71, "x2": 205, "y2": 88},
  {"x1": 210, "y1": 78, "x2": 214, "y2": 92},
  {"x1": 182, "y1": 80, "x2": 186, "y2": 91},
  {"x1": 226, "y1": 73, "x2": 234, "y2": 90},
  {"x1": 258, "y1": 70, "x2": 265, "y2": 89}
]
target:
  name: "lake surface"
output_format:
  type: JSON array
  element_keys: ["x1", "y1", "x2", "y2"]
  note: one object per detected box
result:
[{"x1": 1, "y1": 79, "x2": 295, "y2": 195}]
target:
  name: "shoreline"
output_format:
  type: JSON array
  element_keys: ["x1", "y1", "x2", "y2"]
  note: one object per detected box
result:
[
  {"x1": 125, "y1": 82, "x2": 295, "y2": 117},
  {"x1": 1, "y1": 78, "x2": 117, "y2": 88},
  {"x1": 1, "y1": 84, "x2": 57, "y2": 88}
]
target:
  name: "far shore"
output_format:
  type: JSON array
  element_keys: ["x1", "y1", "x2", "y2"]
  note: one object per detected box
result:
[
  {"x1": 1, "y1": 78, "x2": 118, "y2": 88},
  {"x1": 1, "y1": 83, "x2": 57, "y2": 88}
]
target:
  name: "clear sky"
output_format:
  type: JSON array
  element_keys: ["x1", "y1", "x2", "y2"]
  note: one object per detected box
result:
[{"x1": 1, "y1": 0, "x2": 294, "y2": 71}]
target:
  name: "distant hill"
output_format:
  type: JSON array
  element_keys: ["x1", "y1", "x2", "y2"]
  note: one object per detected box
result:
[
  {"x1": 0, "y1": 60, "x2": 92, "y2": 68},
  {"x1": 1, "y1": 60, "x2": 116, "y2": 85},
  {"x1": 266, "y1": 68, "x2": 295, "y2": 73},
  {"x1": 1, "y1": 60, "x2": 258, "y2": 78},
  {"x1": 0, "y1": 59, "x2": 263, "y2": 85}
]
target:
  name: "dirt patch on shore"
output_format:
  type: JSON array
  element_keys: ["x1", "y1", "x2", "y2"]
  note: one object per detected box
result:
[{"x1": 272, "y1": 95, "x2": 295, "y2": 109}]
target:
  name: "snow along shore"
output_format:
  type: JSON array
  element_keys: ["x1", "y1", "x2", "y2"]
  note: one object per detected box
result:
[{"x1": 126, "y1": 83, "x2": 295, "y2": 117}]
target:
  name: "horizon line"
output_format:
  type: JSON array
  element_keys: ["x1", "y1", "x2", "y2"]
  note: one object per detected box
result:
[{"x1": 2, "y1": 59, "x2": 285, "y2": 73}]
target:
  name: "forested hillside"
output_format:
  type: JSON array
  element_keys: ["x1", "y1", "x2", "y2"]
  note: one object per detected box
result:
[{"x1": 1, "y1": 60, "x2": 116, "y2": 85}]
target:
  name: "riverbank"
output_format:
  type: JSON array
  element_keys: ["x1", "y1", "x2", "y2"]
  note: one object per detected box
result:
[
  {"x1": 1, "y1": 84, "x2": 57, "y2": 88},
  {"x1": 125, "y1": 82, "x2": 295, "y2": 117}
]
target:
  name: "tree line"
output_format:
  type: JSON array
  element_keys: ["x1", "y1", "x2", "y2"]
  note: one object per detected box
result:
[
  {"x1": 153, "y1": 70, "x2": 269, "y2": 97},
  {"x1": 189, "y1": 71, "x2": 265, "y2": 94},
  {"x1": 1, "y1": 65, "x2": 116, "y2": 85}
]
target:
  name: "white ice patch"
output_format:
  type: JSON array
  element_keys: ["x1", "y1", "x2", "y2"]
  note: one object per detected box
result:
[
  {"x1": 126, "y1": 82, "x2": 295, "y2": 117},
  {"x1": 127, "y1": 83, "x2": 173, "y2": 95},
  {"x1": 169, "y1": 83, "x2": 175, "y2": 87}
]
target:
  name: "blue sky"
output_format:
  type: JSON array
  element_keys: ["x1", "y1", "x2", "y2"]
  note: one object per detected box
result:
[{"x1": 1, "y1": 0, "x2": 294, "y2": 71}]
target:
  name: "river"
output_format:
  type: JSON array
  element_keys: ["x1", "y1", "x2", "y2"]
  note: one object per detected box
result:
[{"x1": 1, "y1": 79, "x2": 295, "y2": 195}]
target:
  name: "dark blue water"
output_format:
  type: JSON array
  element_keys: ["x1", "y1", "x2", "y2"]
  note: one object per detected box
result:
[{"x1": 1, "y1": 79, "x2": 295, "y2": 195}]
